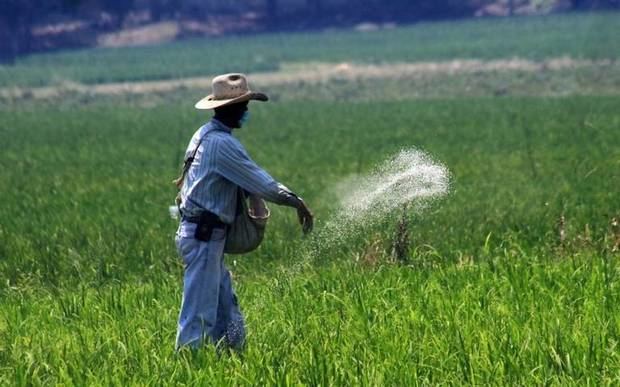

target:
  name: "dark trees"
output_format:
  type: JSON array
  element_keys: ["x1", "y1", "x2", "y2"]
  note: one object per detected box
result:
[
  {"x1": 150, "y1": 0, "x2": 182, "y2": 22},
  {"x1": 0, "y1": 0, "x2": 39, "y2": 64},
  {"x1": 306, "y1": 0, "x2": 323, "y2": 16},
  {"x1": 1, "y1": 0, "x2": 618, "y2": 62},
  {"x1": 100, "y1": 0, "x2": 135, "y2": 27},
  {"x1": 572, "y1": 0, "x2": 620, "y2": 8},
  {"x1": 266, "y1": 0, "x2": 279, "y2": 25}
]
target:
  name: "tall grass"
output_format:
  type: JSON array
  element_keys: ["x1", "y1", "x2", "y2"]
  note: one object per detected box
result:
[
  {"x1": 1, "y1": 95, "x2": 619, "y2": 384},
  {"x1": 1, "y1": 251, "x2": 619, "y2": 384}
]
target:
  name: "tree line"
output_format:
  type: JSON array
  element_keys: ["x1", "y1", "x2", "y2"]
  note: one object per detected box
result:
[{"x1": 1, "y1": 0, "x2": 618, "y2": 64}]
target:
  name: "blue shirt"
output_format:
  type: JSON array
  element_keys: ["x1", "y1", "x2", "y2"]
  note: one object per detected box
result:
[{"x1": 179, "y1": 119, "x2": 287, "y2": 224}]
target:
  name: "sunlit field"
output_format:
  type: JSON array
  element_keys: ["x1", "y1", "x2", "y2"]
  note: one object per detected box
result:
[
  {"x1": 1, "y1": 11, "x2": 620, "y2": 385},
  {"x1": 0, "y1": 12, "x2": 618, "y2": 87}
]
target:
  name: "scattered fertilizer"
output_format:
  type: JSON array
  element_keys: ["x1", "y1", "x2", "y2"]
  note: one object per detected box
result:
[
  {"x1": 338, "y1": 149, "x2": 450, "y2": 219},
  {"x1": 317, "y1": 148, "x2": 451, "y2": 250},
  {"x1": 279, "y1": 148, "x2": 450, "y2": 278}
]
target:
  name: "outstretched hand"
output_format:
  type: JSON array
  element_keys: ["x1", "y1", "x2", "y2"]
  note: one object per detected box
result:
[{"x1": 296, "y1": 201, "x2": 314, "y2": 234}]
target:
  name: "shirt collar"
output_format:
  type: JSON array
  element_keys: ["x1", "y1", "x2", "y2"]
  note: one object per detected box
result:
[{"x1": 209, "y1": 118, "x2": 232, "y2": 133}]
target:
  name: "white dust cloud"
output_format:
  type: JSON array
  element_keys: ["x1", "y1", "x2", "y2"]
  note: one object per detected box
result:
[
  {"x1": 316, "y1": 148, "x2": 451, "y2": 251},
  {"x1": 339, "y1": 149, "x2": 450, "y2": 217},
  {"x1": 277, "y1": 148, "x2": 450, "y2": 278}
]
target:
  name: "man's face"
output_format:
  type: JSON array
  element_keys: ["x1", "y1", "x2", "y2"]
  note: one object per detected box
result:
[{"x1": 215, "y1": 101, "x2": 249, "y2": 128}]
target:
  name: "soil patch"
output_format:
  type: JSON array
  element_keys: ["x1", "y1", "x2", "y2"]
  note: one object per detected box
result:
[{"x1": 0, "y1": 57, "x2": 616, "y2": 101}]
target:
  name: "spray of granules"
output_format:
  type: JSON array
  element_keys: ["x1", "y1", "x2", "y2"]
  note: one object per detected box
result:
[
  {"x1": 339, "y1": 149, "x2": 449, "y2": 219},
  {"x1": 279, "y1": 148, "x2": 451, "y2": 277},
  {"x1": 320, "y1": 148, "x2": 450, "y2": 249}
]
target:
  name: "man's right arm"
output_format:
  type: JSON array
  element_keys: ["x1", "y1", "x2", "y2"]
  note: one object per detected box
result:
[
  {"x1": 214, "y1": 137, "x2": 291, "y2": 204},
  {"x1": 215, "y1": 137, "x2": 313, "y2": 232}
]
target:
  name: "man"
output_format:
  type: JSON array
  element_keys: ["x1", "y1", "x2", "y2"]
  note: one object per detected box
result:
[{"x1": 174, "y1": 73, "x2": 313, "y2": 350}]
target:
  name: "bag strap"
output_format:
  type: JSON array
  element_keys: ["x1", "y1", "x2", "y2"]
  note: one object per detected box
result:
[
  {"x1": 174, "y1": 126, "x2": 247, "y2": 217},
  {"x1": 234, "y1": 187, "x2": 248, "y2": 217},
  {"x1": 173, "y1": 130, "x2": 207, "y2": 188}
]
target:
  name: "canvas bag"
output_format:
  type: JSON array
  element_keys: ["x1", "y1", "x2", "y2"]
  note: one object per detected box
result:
[{"x1": 225, "y1": 188, "x2": 270, "y2": 254}]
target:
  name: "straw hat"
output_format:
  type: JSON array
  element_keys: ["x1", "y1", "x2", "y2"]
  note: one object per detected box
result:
[{"x1": 195, "y1": 73, "x2": 268, "y2": 110}]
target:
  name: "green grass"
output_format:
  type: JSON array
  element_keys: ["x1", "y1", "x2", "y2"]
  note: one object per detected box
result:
[
  {"x1": 1, "y1": 95, "x2": 619, "y2": 384},
  {"x1": 0, "y1": 11, "x2": 618, "y2": 87},
  {"x1": 2, "y1": 255, "x2": 620, "y2": 385}
]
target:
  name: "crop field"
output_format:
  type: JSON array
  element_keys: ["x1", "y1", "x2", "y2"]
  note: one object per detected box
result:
[
  {"x1": 1, "y1": 11, "x2": 620, "y2": 386},
  {"x1": 0, "y1": 12, "x2": 619, "y2": 88}
]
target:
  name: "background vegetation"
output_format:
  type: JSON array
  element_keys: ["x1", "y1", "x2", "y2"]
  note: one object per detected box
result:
[
  {"x1": 1, "y1": 0, "x2": 619, "y2": 63},
  {"x1": 1, "y1": 12, "x2": 618, "y2": 87}
]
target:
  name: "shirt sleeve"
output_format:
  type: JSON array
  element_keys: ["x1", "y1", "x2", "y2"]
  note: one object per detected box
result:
[{"x1": 215, "y1": 137, "x2": 291, "y2": 205}]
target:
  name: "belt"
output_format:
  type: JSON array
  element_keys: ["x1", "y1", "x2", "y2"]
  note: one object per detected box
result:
[
  {"x1": 181, "y1": 210, "x2": 226, "y2": 228},
  {"x1": 181, "y1": 214, "x2": 201, "y2": 223}
]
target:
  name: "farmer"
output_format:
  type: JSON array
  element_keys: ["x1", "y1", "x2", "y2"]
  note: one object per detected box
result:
[{"x1": 174, "y1": 73, "x2": 313, "y2": 350}]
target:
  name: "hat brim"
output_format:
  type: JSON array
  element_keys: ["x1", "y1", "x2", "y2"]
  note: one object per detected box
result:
[{"x1": 194, "y1": 91, "x2": 268, "y2": 110}]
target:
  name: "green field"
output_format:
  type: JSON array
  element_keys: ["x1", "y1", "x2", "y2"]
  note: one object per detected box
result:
[
  {"x1": 1, "y1": 12, "x2": 620, "y2": 385},
  {"x1": 0, "y1": 11, "x2": 619, "y2": 88}
]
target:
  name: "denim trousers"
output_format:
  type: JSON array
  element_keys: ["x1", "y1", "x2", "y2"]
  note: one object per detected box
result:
[{"x1": 175, "y1": 221, "x2": 245, "y2": 350}]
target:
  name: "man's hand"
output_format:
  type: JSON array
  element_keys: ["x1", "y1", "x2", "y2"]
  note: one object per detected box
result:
[
  {"x1": 296, "y1": 200, "x2": 314, "y2": 234},
  {"x1": 276, "y1": 184, "x2": 314, "y2": 234}
]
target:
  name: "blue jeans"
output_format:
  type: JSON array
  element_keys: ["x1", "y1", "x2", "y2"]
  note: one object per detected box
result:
[{"x1": 175, "y1": 221, "x2": 245, "y2": 350}]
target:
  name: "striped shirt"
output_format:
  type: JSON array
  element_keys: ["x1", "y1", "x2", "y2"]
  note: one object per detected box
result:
[{"x1": 179, "y1": 119, "x2": 287, "y2": 224}]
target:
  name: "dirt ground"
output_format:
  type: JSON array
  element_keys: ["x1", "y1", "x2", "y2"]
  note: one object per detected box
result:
[{"x1": 0, "y1": 57, "x2": 616, "y2": 101}]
